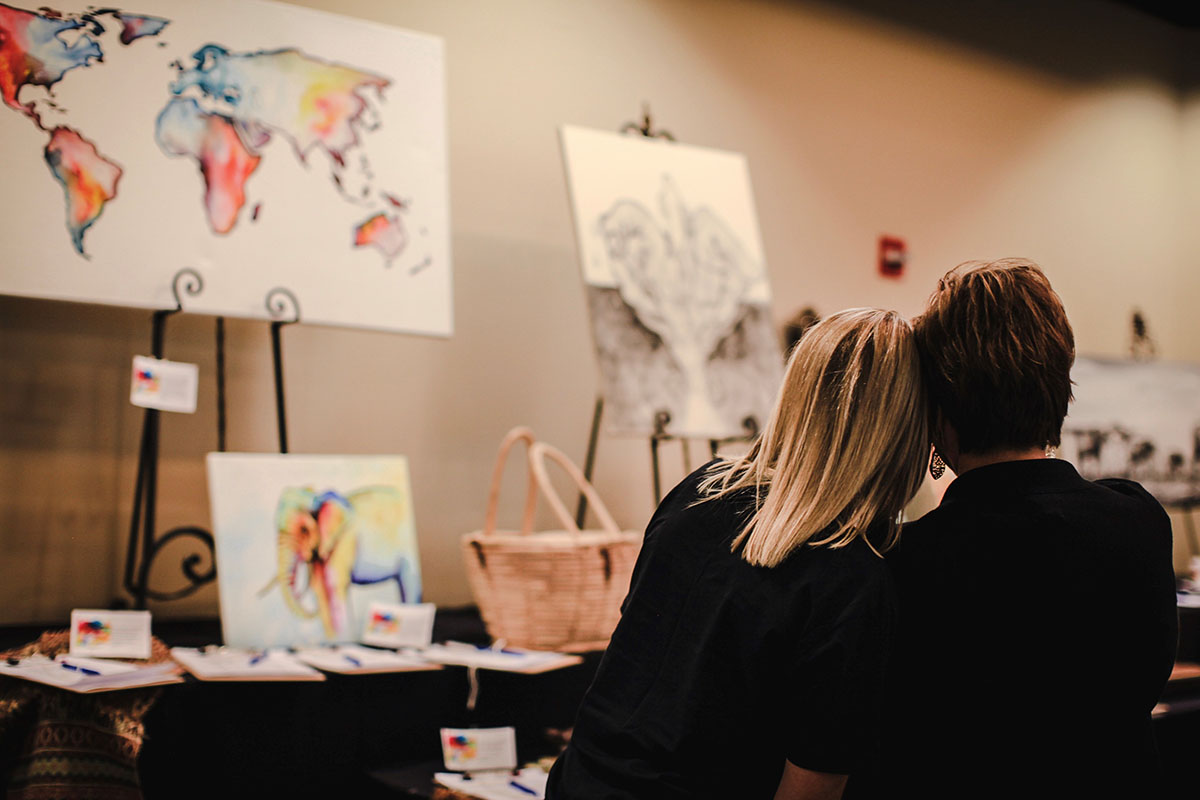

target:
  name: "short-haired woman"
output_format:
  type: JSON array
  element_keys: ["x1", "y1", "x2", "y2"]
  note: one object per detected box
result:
[
  {"x1": 547, "y1": 308, "x2": 930, "y2": 800},
  {"x1": 863, "y1": 259, "x2": 1178, "y2": 798}
]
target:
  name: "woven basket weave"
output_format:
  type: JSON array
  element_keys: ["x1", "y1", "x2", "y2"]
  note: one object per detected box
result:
[{"x1": 461, "y1": 428, "x2": 641, "y2": 652}]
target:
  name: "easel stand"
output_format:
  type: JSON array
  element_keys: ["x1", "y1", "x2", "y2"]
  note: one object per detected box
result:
[
  {"x1": 574, "y1": 396, "x2": 759, "y2": 526},
  {"x1": 266, "y1": 287, "x2": 301, "y2": 453},
  {"x1": 123, "y1": 269, "x2": 216, "y2": 607},
  {"x1": 572, "y1": 105, "x2": 756, "y2": 523},
  {"x1": 121, "y1": 270, "x2": 301, "y2": 608}
]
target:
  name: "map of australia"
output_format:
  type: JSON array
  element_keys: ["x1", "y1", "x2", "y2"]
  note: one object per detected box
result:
[{"x1": 0, "y1": 2, "x2": 410, "y2": 264}]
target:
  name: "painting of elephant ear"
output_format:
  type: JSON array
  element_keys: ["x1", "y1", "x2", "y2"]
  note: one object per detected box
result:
[
  {"x1": 207, "y1": 454, "x2": 422, "y2": 649},
  {"x1": 559, "y1": 125, "x2": 784, "y2": 440}
]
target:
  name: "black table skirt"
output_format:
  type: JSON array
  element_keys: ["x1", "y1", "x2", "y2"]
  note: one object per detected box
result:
[{"x1": 3, "y1": 607, "x2": 1199, "y2": 798}]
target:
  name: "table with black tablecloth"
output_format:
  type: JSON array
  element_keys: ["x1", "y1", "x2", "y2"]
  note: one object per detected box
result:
[{"x1": 3, "y1": 606, "x2": 1200, "y2": 799}]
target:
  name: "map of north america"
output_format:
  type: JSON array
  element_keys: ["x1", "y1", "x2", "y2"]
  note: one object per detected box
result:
[{"x1": 0, "y1": 2, "x2": 408, "y2": 263}]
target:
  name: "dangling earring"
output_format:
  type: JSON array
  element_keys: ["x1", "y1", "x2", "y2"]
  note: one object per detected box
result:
[
  {"x1": 930, "y1": 449, "x2": 946, "y2": 480},
  {"x1": 1045, "y1": 443, "x2": 1057, "y2": 459}
]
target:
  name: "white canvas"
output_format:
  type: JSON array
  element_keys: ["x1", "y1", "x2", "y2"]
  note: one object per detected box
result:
[
  {"x1": 1060, "y1": 356, "x2": 1200, "y2": 505},
  {"x1": 0, "y1": 0, "x2": 450, "y2": 336},
  {"x1": 206, "y1": 453, "x2": 422, "y2": 649},
  {"x1": 560, "y1": 125, "x2": 783, "y2": 439}
]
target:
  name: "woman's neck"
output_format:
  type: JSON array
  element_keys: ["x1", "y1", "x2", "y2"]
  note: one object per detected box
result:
[{"x1": 955, "y1": 446, "x2": 1048, "y2": 476}]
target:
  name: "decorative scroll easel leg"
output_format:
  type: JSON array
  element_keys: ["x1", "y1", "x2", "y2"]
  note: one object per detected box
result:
[{"x1": 122, "y1": 268, "x2": 216, "y2": 608}]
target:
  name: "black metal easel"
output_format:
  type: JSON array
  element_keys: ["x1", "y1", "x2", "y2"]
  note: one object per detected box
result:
[
  {"x1": 573, "y1": 105, "x2": 758, "y2": 525},
  {"x1": 123, "y1": 268, "x2": 217, "y2": 607},
  {"x1": 1131, "y1": 309, "x2": 1200, "y2": 553},
  {"x1": 121, "y1": 274, "x2": 303, "y2": 608},
  {"x1": 266, "y1": 287, "x2": 301, "y2": 453}
]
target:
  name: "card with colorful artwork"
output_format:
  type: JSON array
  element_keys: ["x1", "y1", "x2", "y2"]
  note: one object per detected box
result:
[
  {"x1": 69, "y1": 609, "x2": 152, "y2": 659},
  {"x1": 440, "y1": 726, "x2": 518, "y2": 772},
  {"x1": 361, "y1": 601, "x2": 436, "y2": 649}
]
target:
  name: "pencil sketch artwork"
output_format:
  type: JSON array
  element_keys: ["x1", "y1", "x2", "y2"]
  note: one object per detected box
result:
[
  {"x1": 1059, "y1": 356, "x2": 1200, "y2": 506},
  {"x1": 560, "y1": 125, "x2": 783, "y2": 439}
]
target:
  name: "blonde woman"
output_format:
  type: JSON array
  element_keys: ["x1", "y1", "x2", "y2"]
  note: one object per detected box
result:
[{"x1": 546, "y1": 308, "x2": 929, "y2": 800}]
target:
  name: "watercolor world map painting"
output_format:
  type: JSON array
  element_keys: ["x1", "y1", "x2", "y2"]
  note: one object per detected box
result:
[{"x1": 0, "y1": 0, "x2": 451, "y2": 335}]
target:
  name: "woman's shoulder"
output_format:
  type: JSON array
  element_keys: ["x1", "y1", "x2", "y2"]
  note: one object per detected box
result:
[
  {"x1": 893, "y1": 471, "x2": 1172, "y2": 560},
  {"x1": 1091, "y1": 476, "x2": 1170, "y2": 516},
  {"x1": 653, "y1": 461, "x2": 756, "y2": 523},
  {"x1": 773, "y1": 527, "x2": 893, "y2": 597}
]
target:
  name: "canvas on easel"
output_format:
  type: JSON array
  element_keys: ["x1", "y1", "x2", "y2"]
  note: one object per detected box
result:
[
  {"x1": 1060, "y1": 356, "x2": 1200, "y2": 506},
  {"x1": 207, "y1": 453, "x2": 422, "y2": 649},
  {"x1": 559, "y1": 125, "x2": 782, "y2": 439},
  {"x1": 0, "y1": 0, "x2": 450, "y2": 336}
]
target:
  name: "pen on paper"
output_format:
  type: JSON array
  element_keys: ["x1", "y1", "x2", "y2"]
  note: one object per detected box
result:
[
  {"x1": 474, "y1": 643, "x2": 524, "y2": 656},
  {"x1": 248, "y1": 651, "x2": 267, "y2": 666},
  {"x1": 60, "y1": 661, "x2": 101, "y2": 676},
  {"x1": 343, "y1": 654, "x2": 363, "y2": 667},
  {"x1": 508, "y1": 780, "x2": 538, "y2": 796}
]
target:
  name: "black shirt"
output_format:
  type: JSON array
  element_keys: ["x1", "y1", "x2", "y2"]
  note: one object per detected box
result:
[
  {"x1": 547, "y1": 463, "x2": 896, "y2": 799},
  {"x1": 856, "y1": 459, "x2": 1178, "y2": 799}
]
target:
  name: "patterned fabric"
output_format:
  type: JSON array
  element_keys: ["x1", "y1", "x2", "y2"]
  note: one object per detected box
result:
[{"x1": 0, "y1": 631, "x2": 168, "y2": 800}]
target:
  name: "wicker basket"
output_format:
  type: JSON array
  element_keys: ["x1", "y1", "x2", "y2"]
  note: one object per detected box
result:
[{"x1": 461, "y1": 428, "x2": 642, "y2": 652}]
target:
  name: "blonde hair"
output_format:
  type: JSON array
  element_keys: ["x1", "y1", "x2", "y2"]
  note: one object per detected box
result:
[{"x1": 699, "y1": 308, "x2": 928, "y2": 566}]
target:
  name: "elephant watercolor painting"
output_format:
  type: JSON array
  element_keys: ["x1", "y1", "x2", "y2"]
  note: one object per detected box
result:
[
  {"x1": 207, "y1": 453, "x2": 422, "y2": 648},
  {"x1": 269, "y1": 486, "x2": 420, "y2": 639}
]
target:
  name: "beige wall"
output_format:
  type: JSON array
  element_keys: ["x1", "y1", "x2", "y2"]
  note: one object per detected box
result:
[{"x1": 1, "y1": 0, "x2": 1196, "y2": 623}]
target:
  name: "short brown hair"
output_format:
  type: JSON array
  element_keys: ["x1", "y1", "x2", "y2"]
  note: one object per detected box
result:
[{"x1": 913, "y1": 259, "x2": 1074, "y2": 454}]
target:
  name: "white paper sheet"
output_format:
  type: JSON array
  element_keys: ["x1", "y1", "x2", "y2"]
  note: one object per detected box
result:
[{"x1": 170, "y1": 647, "x2": 325, "y2": 681}]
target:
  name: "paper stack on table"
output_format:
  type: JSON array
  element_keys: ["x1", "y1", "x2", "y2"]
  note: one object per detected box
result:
[
  {"x1": 170, "y1": 647, "x2": 325, "y2": 681},
  {"x1": 169, "y1": 641, "x2": 580, "y2": 680},
  {"x1": 421, "y1": 642, "x2": 582, "y2": 674},
  {"x1": 0, "y1": 654, "x2": 183, "y2": 693},
  {"x1": 293, "y1": 644, "x2": 441, "y2": 674},
  {"x1": 434, "y1": 767, "x2": 548, "y2": 800}
]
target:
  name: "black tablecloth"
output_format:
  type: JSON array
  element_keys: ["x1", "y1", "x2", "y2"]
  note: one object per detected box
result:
[{"x1": 3, "y1": 607, "x2": 1199, "y2": 798}]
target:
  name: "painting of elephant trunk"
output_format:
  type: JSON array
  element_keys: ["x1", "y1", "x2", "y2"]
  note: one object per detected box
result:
[
  {"x1": 208, "y1": 454, "x2": 422, "y2": 649},
  {"x1": 270, "y1": 486, "x2": 420, "y2": 638}
]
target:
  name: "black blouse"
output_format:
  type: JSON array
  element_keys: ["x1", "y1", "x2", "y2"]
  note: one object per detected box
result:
[
  {"x1": 547, "y1": 463, "x2": 896, "y2": 799},
  {"x1": 856, "y1": 459, "x2": 1178, "y2": 799}
]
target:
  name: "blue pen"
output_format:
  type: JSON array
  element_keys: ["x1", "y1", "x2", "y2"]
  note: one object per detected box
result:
[
  {"x1": 343, "y1": 654, "x2": 362, "y2": 667},
  {"x1": 248, "y1": 651, "x2": 267, "y2": 666},
  {"x1": 60, "y1": 661, "x2": 101, "y2": 676},
  {"x1": 508, "y1": 780, "x2": 538, "y2": 796},
  {"x1": 477, "y1": 644, "x2": 523, "y2": 656}
]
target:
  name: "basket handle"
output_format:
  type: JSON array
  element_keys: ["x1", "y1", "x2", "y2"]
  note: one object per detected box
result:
[
  {"x1": 529, "y1": 441, "x2": 622, "y2": 537},
  {"x1": 482, "y1": 427, "x2": 539, "y2": 536}
]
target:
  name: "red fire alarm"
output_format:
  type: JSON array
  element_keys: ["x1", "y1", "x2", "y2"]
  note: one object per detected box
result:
[{"x1": 879, "y1": 235, "x2": 906, "y2": 278}]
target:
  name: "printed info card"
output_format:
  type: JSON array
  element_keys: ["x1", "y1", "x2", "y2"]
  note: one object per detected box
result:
[
  {"x1": 70, "y1": 609, "x2": 152, "y2": 660},
  {"x1": 130, "y1": 355, "x2": 199, "y2": 414},
  {"x1": 362, "y1": 602, "x2": 436, "y2": 649},
  {"x1": 440, "y1": 726, "x2": 518, "y2": 772}
]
